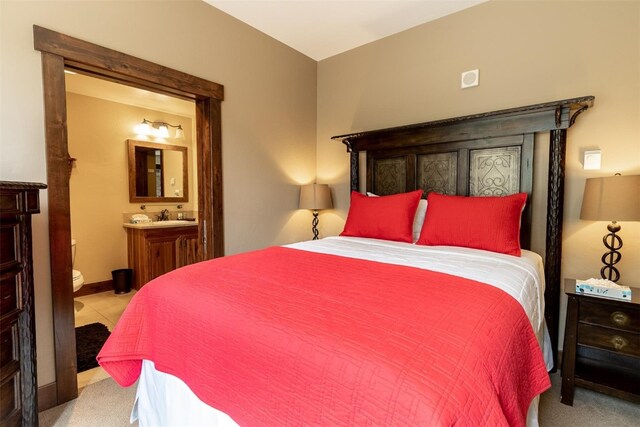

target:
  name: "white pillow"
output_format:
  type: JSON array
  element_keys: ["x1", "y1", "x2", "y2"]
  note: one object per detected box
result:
[
  {"x1": 413, "y1": 199, "x2": 428, "y2": 242},
  {"x1": 367, "y1": 192, "x2": 427, "y2": 242}
]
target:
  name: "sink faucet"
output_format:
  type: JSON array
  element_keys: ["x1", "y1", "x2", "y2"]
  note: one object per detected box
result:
[{"x1": 158, "y1": 209, "x2": 170, "y2": 221}]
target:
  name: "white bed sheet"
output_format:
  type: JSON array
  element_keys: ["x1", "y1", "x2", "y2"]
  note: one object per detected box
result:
[{"x1": 133, "y1": 237, "x2": 551, "y2": 426}]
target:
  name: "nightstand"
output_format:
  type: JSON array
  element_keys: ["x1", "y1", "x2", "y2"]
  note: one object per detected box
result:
[{"x1": 561, "y1": 279, "x2": 640, "y2": 405}]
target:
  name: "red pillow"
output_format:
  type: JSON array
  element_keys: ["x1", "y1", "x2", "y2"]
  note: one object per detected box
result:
[
  {"x1": 341, "y1": 190, "x2": 423, "y2": 243},
  {"x1": 416, "y1": 192, "x2": 527, "y2": 256}
]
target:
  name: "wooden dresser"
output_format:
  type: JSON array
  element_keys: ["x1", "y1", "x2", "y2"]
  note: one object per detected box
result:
[
  {"x1": 561, "y1": 278, "x2": 640, "y2": 405},
  {"x1": 0, "y1": 181, "x2": 46, "y2": 426}
]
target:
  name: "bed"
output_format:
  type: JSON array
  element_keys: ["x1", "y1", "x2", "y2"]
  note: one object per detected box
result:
[{"x1": 98, "y1": 97, "x2": 594, "y2": 426}]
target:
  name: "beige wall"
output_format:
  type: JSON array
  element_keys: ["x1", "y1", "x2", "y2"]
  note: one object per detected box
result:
[
  {"x1": 1, "y1": 0, "x2": 317, "y2": 386},
  {"x1": 67, "y1": 92, "x2": 195, "y2": 284},
  {"x1": 163, "y1": 150, "x2": 186, "y2": 199},
  {"x1": 317, "y1": 1, "x2": 640, "y2": 346},
  {"x1": 2, "y1": 0, "x2": 637, "y2": 389}
]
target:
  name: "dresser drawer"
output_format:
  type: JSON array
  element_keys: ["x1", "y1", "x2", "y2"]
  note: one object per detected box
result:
[
  {"x1": 0, "y1": 273, "x2": 21, "y2": 321},
  {"x1": 0, "y1": 221, "x2": 21, "y2": 271},
  {"x1": 580, "y1": 300, "x2": 639, "y2": 333},
  {"x1": 0, "y1": 371, "x2": 20, "y2": 424},
  {"x1": 0, "y1": 188, "x2": 39, "y2": 214},
  {"x1": 578, "y1": 323, "x2": 640, "y2": 357},
  {"x1": 0, "y1": 323, "x2": 20, "y2": 380},
  {"x1": 0, "y1": 190, "x2": 22, "y2": 214}
]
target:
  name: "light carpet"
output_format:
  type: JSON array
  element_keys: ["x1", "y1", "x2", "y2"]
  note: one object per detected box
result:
[{"x1": 40, "y1": 372, "x2": 639, "y2": 426}]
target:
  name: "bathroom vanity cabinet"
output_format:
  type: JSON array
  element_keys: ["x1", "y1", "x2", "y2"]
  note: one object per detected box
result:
[
  {"x1": 0, "y1": 181, "x2": 45, "y2": 427},
  {"x1": 125, "y1": 224, "x2": 199, "y2": 290}
]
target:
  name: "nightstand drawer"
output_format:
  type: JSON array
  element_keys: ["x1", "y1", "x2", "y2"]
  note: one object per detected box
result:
[
  {"x1": 578, "y1": 323, "x2": 640, "y2": 357},
  {"x1": 580, "y1": 300, "x2": 639, "y2": 333}
]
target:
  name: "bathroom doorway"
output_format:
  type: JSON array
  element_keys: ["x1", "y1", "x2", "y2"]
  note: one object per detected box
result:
[
  {"x1": 65, "y1": 71, "x2": 198, "y2": 389},
  {"x1": 34, "y1": 26, "x2": 224, "y2": 407}
]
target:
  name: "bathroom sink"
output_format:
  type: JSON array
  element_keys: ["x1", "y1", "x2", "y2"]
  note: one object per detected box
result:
[
  {"x1": 151, "y1": 220, "x2": 196, "y2": 226},
  {"x1": 123, "y1": 220, "x2": 198, "y2": 229}
]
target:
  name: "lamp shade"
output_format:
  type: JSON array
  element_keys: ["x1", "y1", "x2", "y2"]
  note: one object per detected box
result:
[
  {"x1": 299, "y1": 184, "x2": 333, "y2": 210},
  {"x1": 157, "y1": 124, "x2": 170, "y2": 138},
  {"x1": 580, "y1": 175, "x2": 640, "y2": 221},
  {"x1": 174, "y1": 126, "x2": 185, "y2": 139}
]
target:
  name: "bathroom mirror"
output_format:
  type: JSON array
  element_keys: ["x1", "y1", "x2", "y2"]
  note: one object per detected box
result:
[{"x1": 127, "y1": 139, "x2": 189, "y2": 203}]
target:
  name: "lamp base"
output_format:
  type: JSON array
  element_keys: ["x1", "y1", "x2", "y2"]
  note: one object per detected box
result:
[
  {"x1": 311, "y1": 210, "x2": 319, "y2": 240},
  {"x1": 600, "y1": 221, "x2": 622, "y2": 282}
]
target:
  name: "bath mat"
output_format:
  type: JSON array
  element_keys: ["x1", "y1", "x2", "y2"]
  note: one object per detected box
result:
[{"x1": 76, "y1": 322, "x2": 110, "y2": 373}]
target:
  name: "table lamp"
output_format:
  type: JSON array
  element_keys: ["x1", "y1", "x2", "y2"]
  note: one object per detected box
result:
[
  {"x1": 299, "y1": 183, "x2": 333, "y2": 240},
  {"x1": 580, "y1": 174, "x2": 640, "y2": 282}
]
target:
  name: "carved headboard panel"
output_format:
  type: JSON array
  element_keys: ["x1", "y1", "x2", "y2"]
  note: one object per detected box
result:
[
  {"x1": 332, "y1": 96, "x2": 595, "y2": 371},
  {"x1": 367, "y1": 134, "x2": 534, "y2": 247}
]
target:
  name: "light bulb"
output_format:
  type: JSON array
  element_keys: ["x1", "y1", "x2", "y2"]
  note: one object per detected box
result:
[
  {"x1": 134, "y1": 121, "x2": 152, "y2": 136},
  {"x1": 157, "y1": 125, "x2": 170, "y2": 138}
]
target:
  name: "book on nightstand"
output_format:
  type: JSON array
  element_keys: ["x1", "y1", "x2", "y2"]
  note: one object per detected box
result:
[{"x1": 576, "y1": 278, "x2": 632, "y2": 301}]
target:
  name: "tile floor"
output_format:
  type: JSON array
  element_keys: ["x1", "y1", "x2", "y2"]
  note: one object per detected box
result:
[{"x1": 74, "y1": 290, "x2": 136, "y2": 390}]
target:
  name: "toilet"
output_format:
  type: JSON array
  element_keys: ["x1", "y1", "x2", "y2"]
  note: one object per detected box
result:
[{"x1": 71, "y1": 239, "x2": 85, "y2": 292}]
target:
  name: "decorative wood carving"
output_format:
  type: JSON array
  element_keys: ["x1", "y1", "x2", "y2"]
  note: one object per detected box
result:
[
  {"x1": 332, "y1": 96, "x2": 595, "y2": 371},
  {"x1": 469, "y1": 147, "x2": 521, "y2": 196},
  {"x1": 350, "y1": 151, "x2": 359, "y2": 192},
  {"x1": 417, "y1": 152, "x2": 457, "y2": 196},
  {"x1": 569, "y1": 105, "x2": 589, "y2": 127},
  {"x1": 334, "y1": 96, "x2": 593, "y2": 152},
  {"x1": 545, "y1": 129, "x2": 568, "y2": 372},
  {"x1": 374, "y1": 158, "x2": 407, "y2": 195}
]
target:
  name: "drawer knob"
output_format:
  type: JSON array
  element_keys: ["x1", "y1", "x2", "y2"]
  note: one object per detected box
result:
[
  {"x1": 610, "y1": 311, "x2": 630, "y2": 327},
  {"x1": 610, "y1": 335, "x2": 628, "y2": 351}
]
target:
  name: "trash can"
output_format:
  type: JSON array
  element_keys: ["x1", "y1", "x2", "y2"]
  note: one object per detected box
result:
[{"x1": 112, "y1": 269, "x2": 132, "y2": 294}]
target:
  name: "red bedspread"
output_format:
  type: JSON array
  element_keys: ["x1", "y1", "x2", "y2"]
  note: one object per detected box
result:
[{"x1": 98, "y1": 246, "x2": 550, "y2": 426}]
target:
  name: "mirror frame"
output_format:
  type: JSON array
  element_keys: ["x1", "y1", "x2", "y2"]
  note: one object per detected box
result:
[{"x1": 127, "y1": 139, "x2": 189, "y2": 203}]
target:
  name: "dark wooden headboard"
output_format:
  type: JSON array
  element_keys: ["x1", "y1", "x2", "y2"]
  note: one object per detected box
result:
[
  {"x1": 332, "y1": 96, "x2": 595, "y2": 371},
  {"x1": 366, "y1": 134, "x2": 535, "y2": 248}
]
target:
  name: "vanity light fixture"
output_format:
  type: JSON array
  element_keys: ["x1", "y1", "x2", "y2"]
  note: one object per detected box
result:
[{"x1": 134, "y1": 119, "x2": 184, "y2": 139}]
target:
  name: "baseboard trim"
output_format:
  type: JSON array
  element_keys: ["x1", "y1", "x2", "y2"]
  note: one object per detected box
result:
[
  {"x1": 74, "y1": 279, "x2": 113, "y2": 297},
  {"x1": 38, "y1": 382, "x2": 58, "y2": 412}
]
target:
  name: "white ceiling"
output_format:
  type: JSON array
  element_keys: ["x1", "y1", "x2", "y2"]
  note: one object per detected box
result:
[
  {"x1": 204, "y1": 0, "x2": 487, "y2": 61},
  {"x1": 65, "y1": 1, "x2": 487, "y2": 109},
  {"x1": 65, "y1": 72, "x2": 194, "y2": 117}
]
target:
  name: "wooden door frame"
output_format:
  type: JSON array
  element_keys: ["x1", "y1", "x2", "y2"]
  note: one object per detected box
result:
[{"x1": 33, "y1": 25, "x2": 224, "y2": 406}]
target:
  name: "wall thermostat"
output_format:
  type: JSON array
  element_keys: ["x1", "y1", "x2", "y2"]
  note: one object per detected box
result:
[
  {"x1": 583, "y1": 150, "x2": 601, "y2": 170},
  {"x1": 461, "y1": 69, "x2": 479, "y2": 89}
]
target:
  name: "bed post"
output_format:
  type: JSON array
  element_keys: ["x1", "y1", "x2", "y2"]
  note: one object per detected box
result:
[
  {"x1": 347, "y1": 140, "x2": 359, "y2": 192},
  {"x1": 545, "y1": 102, "x2": 591, "y2": 373},
  {"x1": 545, "y1": 127, "x2": 567, "y2": 373}
]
